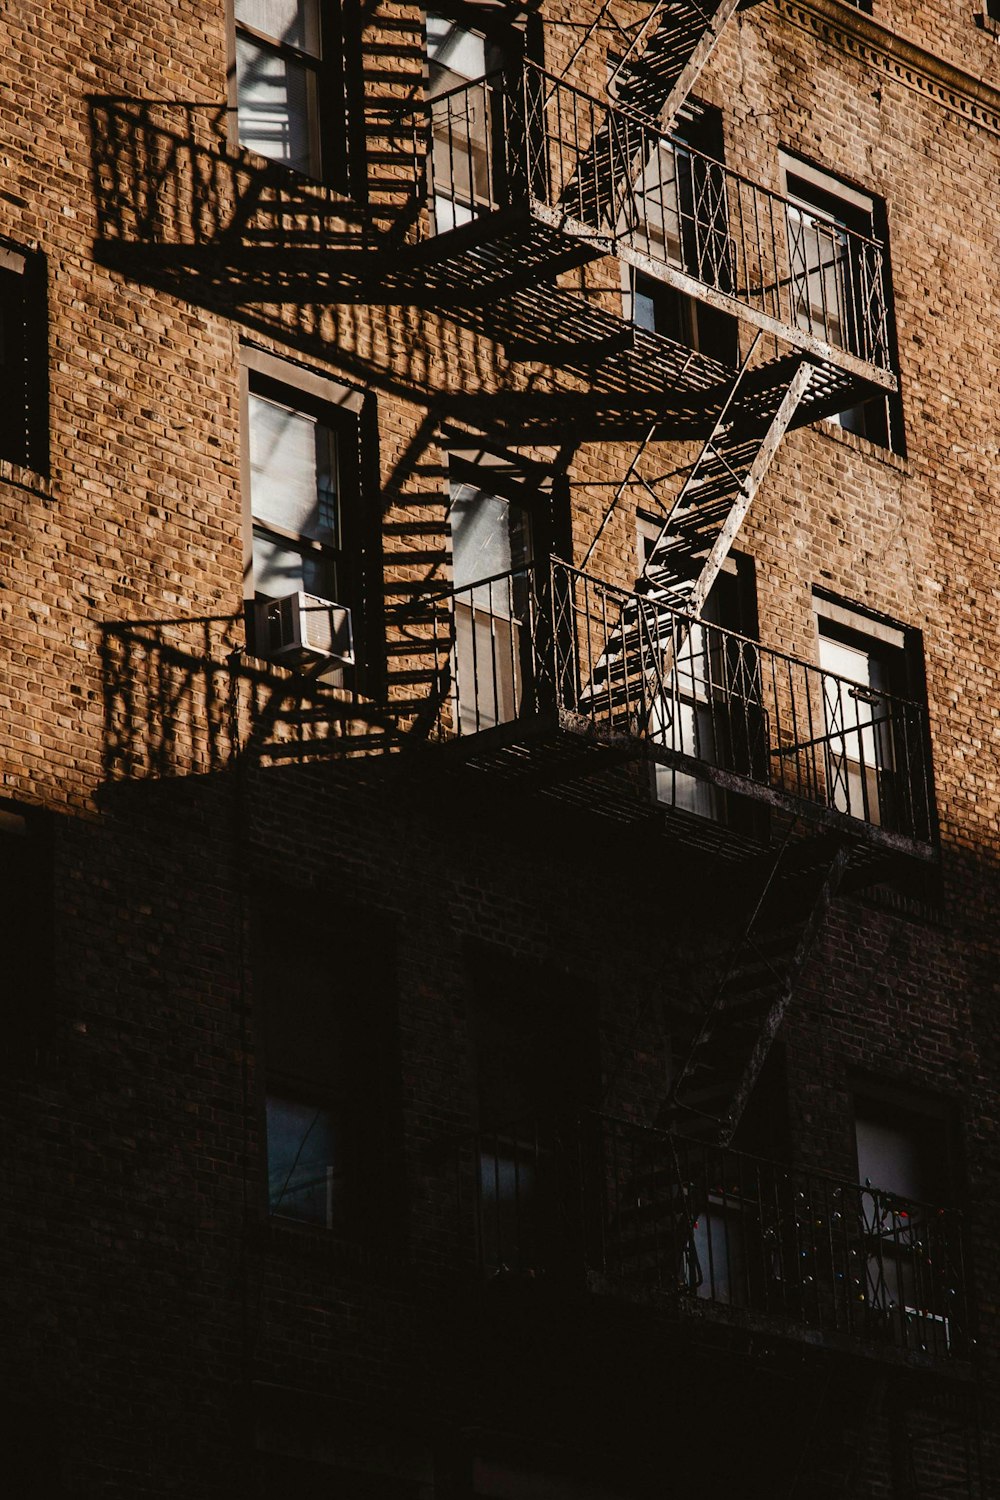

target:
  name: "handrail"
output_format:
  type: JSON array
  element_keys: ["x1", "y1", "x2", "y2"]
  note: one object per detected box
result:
[
  {"x1": 425, "y1": 61, "x2": 893, "y2": 372},
  {"x1": 552, "y1": 556, "x2": 927, "y2": 719},
  {"x1": 395, "y1": 557, "x2": 935, "y2": 843},
  {"x1": 450, "y1": 1109, "x2": 971, "y2": 1358}
]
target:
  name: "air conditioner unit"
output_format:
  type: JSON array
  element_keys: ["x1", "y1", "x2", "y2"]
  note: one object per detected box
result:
[{"x1": 258, "y1": 592, "x2": 354, "y2": 667}]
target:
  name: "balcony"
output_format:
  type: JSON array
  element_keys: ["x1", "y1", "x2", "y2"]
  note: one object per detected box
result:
[
  {"x1": 401, "y1": 558, "x2": 935, "y2": 857},
  {"x1": 451, "y1": 1113, "x2": 971, "y2": 1365}
]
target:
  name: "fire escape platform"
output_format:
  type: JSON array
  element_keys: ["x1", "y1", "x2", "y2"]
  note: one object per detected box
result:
[
  {"x1": 527, "y1": 200, "x2": 896, "y2": 396},
  {"x1": 422, "y1": 710, "x2": 937, "y2": 872},
  {"x1": 579, "y1": 1268, "x2": 976, "y2": 1379}
]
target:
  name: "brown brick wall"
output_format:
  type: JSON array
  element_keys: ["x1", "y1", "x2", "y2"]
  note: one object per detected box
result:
[{"x1": 0, "y1": 0, "x2": 998, "y2": 1493}]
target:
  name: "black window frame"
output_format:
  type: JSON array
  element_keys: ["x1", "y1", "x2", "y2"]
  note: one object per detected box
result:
[
  {"x1": 228, "y1": 0, "x2": 360, "y2": 194},
  {"x1": 255, "y1": 881, "x2": 402, "y2": 1244},
  {"x1": 624, "y1": 98, "x2": 739, "y2": 367},
  {"x1": 813, "y1": 591, "x2": 933, "y2": 841},
  {"x1": 0, "y1": 241, "x2": 48, "y2": 476},
  {"x1": 241, "y1": 346, "x2": 367, "y2": 671}
]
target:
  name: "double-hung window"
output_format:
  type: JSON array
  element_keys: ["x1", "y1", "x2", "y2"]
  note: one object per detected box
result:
[
  {"x1": 242, "y1": 348, "x2": 363, "y2": 663},
  {"x1": 448, "y1": 455, "x2": 535, "y2": 734},
  {"x1": 782, "y1": 155, "x2": 903, "y2": 451},
  {"x1": 257, "y1": 885, "x2": 400, "y2": 1239},
  {"x1": 813, "y1": 594, "x2": 928, "y2": 835},
  {"x1": 233, "y1": 0, "x2": 351, "y2": 186},
  {"x1": 854, "y1": 1086, "x2": 958, "y2": 1355},
  {"x1": 425, "y1": 10, "x2": 523, "y2": 231},
  {"x1": 646, "y1": 545, "x2": 762, "y2": 826},
  {"x1": 624, "y1": 101, "x2": 737, "y2": 365}
]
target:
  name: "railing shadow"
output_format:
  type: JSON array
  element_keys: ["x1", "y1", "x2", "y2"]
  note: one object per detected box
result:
[{"x1": 99, "y1": 612, "x2": 453, "y2": 781}]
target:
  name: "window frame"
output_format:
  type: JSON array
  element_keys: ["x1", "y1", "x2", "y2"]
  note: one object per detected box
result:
[
  {"x1": 424, "y1": 6, "x2": 530, "y2": 232},
  {"x1": 255, "y1": 883, "x2": 402, "y2": 1243},
  {"x1": 812, "y1": 592, "x2": 930, "y2": 836},
  {"x1": 0, "y1": 239, "x2": 48, "y2": 477},
  {"x1": 779, "y1": 151, "x2": 905, "y2": 455},
  {"x1": 850, "y1": 1077, "x2": 963, "y2": 1356},
  {"x1": 227, "y1": 0, "x2": 356, "y2": 192},
  {"x1": 647, "y1": 550, "x2": 765, "y2": 833},
  {"x1": 445, "y1": 447, "x2": 558, "y2": 734},
  {"x1": 620, "y1": 99, "x2": 738, "y2": 366},
  {"x1": 240, "y1": 346, "x2": 365, "y2": 664}
]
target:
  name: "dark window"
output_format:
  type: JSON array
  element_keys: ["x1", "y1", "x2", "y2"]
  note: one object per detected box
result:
[
  {"x1": 256, "y1": 886, "x2": 400, "y2": 1239},
  {"x1": 467, "y1": 945, "x2": 598, "y2": 1276},
  {"x1": 852, "y1": 1083, "x2": 961, "y2": 1356},
  {"x1": 0, "y1": 804, "x2": 54, "y2": 1067},
  {"x1": 783, "y1": 159, "x2": 904, "y2": 453},
  {"x1": 233, "y1": 0, "x2": 354, "y2": 189},
  {"x1": 0, "y1": 246, "x2": 48, "y2": 474}
]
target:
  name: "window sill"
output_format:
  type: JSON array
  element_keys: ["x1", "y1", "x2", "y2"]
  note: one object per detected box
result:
[
  {"x1": 976, "y1": 10, "x2": 1000, "y2": 37},
  {"x1": 813, "y1": 419, "x2": 910, "y2": 473},
  {"x1": 226, "y1": 142, "x2": 352, "y2": 204},
  {"x1": 0, "y1": 458, "x2": 51, "y2": 499}
]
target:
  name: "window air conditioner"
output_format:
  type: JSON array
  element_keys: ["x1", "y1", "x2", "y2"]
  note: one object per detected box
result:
[{"x1": 258, "y1": 592, "x2": 354, "y2": 666}]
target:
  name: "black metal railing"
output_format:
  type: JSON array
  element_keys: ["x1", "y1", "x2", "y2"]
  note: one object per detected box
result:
[
  {"x1": 425, "y1": 62, "x2": 892, "y2": 373},
  {"x1": 451, "y1": 1113, "x2": 970, "y2": 1360},
  {"x1": 407, "y1": 559, "x2": 934, "y2": 843}
]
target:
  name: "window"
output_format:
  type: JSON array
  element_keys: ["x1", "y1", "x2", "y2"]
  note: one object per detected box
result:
[
  {"x1": 853, "y1": 1085, "x2": 959, "y2": 1354},
  {"x1": 468, "y1": 944, "x2": 598, "y2": 1276},
  {"x1": 0, "y1": 243, "x2": 47, "y2": 474},
  {"x1": 232, "y1": 0, "x2": 350, "y2": 185},
  {"x1": 448, "y1": 453, "x2": 538, "y2": 733},
  {"x1": 242, "y1": 348, "x2": 363, "y2": 661},
  {"x1": 647, "y1": 548, "x2": 762, "y2": 827},
  {"x1": 781, "y1": 155, "x2": 903, "y2": 451},
  {"x1": 813, "y1": 594, "x2": 927, "y2": 833},
  {"x1": 425, "y1": 9, "x2": 525, "y2": 231},
  {"x1": 0, "y1": 803, "x2": 54, "y2": 1068},
  {"x1": 624, "y1": 101, "x2": 737, "y2": 365},
  {"x1": 256, "y1": 885, "x2": 399, "y2": 1238}
]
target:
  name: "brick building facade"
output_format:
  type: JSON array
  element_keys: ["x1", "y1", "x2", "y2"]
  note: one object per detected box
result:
[{"x1": 2, "y1": 0, "x2": 999, "y2": 1493}]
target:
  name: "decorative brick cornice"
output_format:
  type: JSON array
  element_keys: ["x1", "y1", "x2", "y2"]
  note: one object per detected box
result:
[{"x1": 769, "y1": 0, "x2": 1000, "y2": 137}]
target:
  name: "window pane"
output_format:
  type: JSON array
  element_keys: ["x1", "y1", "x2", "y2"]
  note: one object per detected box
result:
[
  {"x1": 237, "y1": 34, "x2": 319, "y2": 175},
  {"x1": 450, "y1": 483, "x2": 530, "y2": 593},
  {"x1": 235, "y1": 0, "x2": 320, "y2": 55},
  {"x1": 856, "y1": 1113, "x2": 927, "y2": 1199},
  {"x1": 253, "y1": 528, "x2": 336, "y2": 599},
  {"x1": 426, "y1": 14, "x2": 486, "y2": 87},
  {"x1": 249, "y1": 392, "x2": 338, "y2": 543},
  {"x1": 267, "y1": 1095, "x2": 338, "y2": 1226}
]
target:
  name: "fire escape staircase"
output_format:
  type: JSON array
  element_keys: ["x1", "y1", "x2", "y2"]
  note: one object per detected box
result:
[
  {"x1": 578, "y1": 338, "x2": 813, "y2": 724},
  {"x1": 659, "y1": 829, "x2": 848, "y2": 1145},
  {"x1": 607, "y1": 0, "x2": 755, "y2": 132}
]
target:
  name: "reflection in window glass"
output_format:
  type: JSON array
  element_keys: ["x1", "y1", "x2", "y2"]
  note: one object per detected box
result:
[
  {"x1": 266, "y1": 1094, "x2": 339, "y2": 1226},
  {"x1": 235, "y1": 0, "x2": 320, "y2": 54},
  {"x1": 237, "y1": 34, "x2": 319, "y2": 175},
  {"x1": 252, "y1": 528, "x2": 337, "y2": 599},
  {"x1": 249, "y1": 393, "x2": 338, "y2": 543}
]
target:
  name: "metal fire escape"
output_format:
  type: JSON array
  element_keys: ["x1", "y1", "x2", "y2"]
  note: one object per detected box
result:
[{"x1": 410, "y1": 1, "x2": 903, "y2": 1150}]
